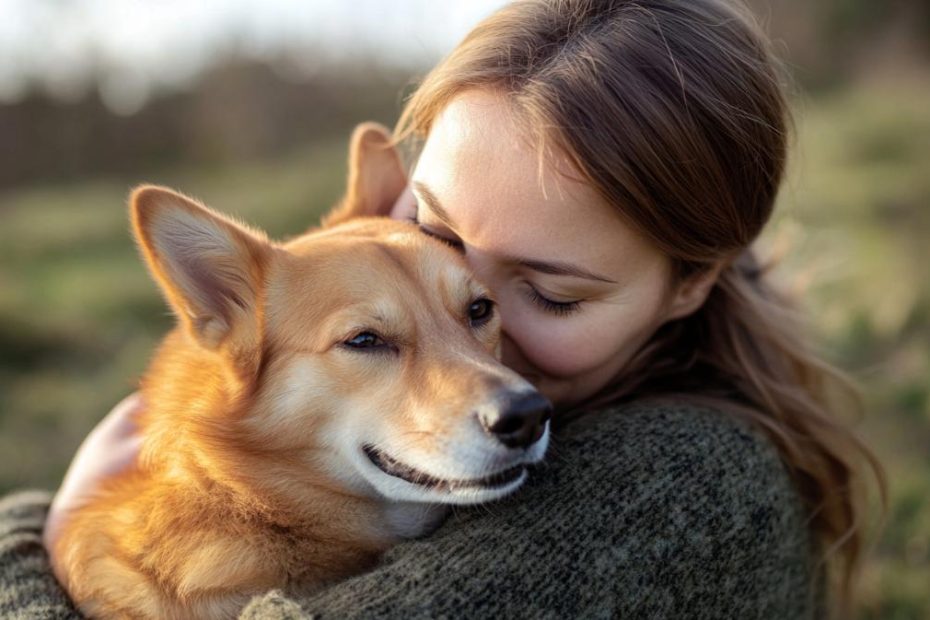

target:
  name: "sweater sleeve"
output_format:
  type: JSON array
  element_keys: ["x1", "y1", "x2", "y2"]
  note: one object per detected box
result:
[
  {"x1": 240, "y1": 400, "x2": 818, "y2": 620},
  {"x1": 0, "y1": 490, "x2": 83, "y2": 619}
]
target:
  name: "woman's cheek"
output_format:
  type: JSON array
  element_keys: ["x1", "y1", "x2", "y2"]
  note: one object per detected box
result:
[{"x1": 507, "y1": 312, "x2": 621, "y2": 379}]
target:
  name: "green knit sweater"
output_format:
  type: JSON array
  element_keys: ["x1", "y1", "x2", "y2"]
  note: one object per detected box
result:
[{"x1": 0, "y1": 400, "x2": 817, "y2": 619}]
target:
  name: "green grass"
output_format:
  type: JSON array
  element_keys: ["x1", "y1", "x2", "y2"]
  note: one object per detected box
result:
[{"x1": 1, "y1": 85, "x2": 928, "y2": 617}]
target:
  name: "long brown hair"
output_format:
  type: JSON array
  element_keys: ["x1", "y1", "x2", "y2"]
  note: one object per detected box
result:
[{"x1": 395, "y1": 0, "x2": 884, "y2": 614}]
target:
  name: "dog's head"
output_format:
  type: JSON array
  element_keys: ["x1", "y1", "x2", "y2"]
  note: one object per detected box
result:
[{"x1": 131, "y1": 124, "x2": 549, "y2": 508}]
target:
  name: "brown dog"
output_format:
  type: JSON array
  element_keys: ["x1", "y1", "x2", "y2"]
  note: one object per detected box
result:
[{"x1": 52, "y1": 124, "x2": 550, "y2": 619}]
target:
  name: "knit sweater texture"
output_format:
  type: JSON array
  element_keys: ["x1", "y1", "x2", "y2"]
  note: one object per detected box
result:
[{"x1": 0, "y1": 400, "x2": 817, "y2": 619}]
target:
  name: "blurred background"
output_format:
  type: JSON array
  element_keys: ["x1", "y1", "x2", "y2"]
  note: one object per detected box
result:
[{"x1": 0, "y1": 0, "x2": 927, "y2": 616}]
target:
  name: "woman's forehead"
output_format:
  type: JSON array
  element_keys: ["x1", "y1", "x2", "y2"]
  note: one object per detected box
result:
[{"x1": 412, "y1": 91, "x2": 663, "y2": 276}]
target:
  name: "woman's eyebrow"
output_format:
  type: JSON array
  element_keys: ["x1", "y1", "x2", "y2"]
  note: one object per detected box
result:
[
  {"x1": 412, "y1": 180, "x2": 618, "y2": 284},
  {"x1": 412, "y1": 181, "x2": 456, "y2": 229},
  {"x1": 511, "y1": 258, "x2": 618, "y2": 284}
]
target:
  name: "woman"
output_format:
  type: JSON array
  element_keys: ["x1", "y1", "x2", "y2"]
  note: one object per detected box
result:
[{"x1": 1, "y1": 0, "x2": 881, "y2": 617}]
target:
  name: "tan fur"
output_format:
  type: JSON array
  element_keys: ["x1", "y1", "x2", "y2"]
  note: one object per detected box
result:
[{"x1": 55, "y1": 125, "x2": 543, "y2": 619}]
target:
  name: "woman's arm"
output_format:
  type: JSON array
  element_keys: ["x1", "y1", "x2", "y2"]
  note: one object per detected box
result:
[
  {"x1": 44, "y1": 394, "x2": 144, "y2": 561},
  {"x1": 240, "y1": 400, "x2": 819, "y2": 619}
]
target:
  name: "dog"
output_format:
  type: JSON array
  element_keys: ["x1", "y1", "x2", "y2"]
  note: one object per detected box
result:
[{"x1": 52, "y1": 123, "x2": 551, "y2": 619}]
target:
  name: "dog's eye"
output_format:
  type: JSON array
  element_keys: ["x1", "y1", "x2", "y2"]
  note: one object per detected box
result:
[
  {"x1": 343, "y1": 332, "x2": 389, "y2": 350},
  {"x1": 468, "y1": 298, "x2": 495, "y2": 326}
]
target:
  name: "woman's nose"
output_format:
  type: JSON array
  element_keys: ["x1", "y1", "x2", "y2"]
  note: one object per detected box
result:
[
  {"x1": 462, "y1": 251, "x2": 510, "y2": 322},
  {"x1": 461, "y1": 248, "x2": 523, "y2": 340},
  {"x1": 461, "y1": 248, "x2": 495, "y2": 289}
]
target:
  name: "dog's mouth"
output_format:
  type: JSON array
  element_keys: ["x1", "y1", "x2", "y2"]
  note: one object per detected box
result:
[{"x1": 363, "y1": 445, "x2": 525, "y2": 492}]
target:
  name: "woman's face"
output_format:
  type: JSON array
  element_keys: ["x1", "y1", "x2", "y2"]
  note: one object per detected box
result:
[{"x1": 390, "y1": 91, "x2": 689, "y2": 410}]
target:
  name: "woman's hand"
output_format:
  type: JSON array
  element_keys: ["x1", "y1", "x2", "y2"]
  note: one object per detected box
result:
[{"x1": 43, "y1": 393, "x2": 145, "y2": 585}]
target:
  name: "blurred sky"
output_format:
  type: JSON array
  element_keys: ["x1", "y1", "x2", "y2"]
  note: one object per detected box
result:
[{"x1": 0, "y1": 0, "x2": 509, "y2": 114}]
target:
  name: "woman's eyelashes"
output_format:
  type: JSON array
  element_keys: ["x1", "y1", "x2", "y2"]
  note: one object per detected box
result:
[
  {"x1": 410, "y1": 205, "x2": 581, "y2": 317},
  {"x1": 525, "y1": 285, "x2": 582, "y2": 316},
  {"x1": 409, "y1": 211, "x2": 464, "y2": 251}
]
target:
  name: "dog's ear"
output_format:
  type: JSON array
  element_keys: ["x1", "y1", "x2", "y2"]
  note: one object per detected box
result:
[
  {"x1": 130, "y1": 185, "x2": 269, "y2": 357},
  {"x1": 321, "y1": 122, "x2": 408, "y2": 227}
]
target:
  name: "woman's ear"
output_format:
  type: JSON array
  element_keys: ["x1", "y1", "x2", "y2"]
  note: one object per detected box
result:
[
  {"x1": 321, "y1": 122, "x2": 408, "y2": 227},
  {"x1": 665, "y1": 262, "x2": 725, "y2": 322}
]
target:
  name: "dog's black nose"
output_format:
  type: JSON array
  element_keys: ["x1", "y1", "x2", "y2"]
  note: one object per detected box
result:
[{"x1": 483, "y1": 391, "x2": 552, "y2": 449}]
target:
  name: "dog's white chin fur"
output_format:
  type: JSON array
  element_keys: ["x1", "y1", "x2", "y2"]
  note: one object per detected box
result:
[
  {"x1": 351, "y1": 425, "x2": 550, "y2": 506},
  {"x1": 367, "y1": 467, "x2": 529, "y2": 505},
  {"x1": 316, "y1": 418, "x2": 550, "y2": 507}
]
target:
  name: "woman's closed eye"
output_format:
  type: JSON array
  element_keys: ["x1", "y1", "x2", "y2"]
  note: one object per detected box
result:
[
  {"x1": 410, "y1": 203, "x2": 583, "y2": 317},
  {"x1": 525, "y1": 284, "x2": 582, "y2": 316},
  {"x1": 408, "y1": 209, "x2": 465, "y2": 252}
]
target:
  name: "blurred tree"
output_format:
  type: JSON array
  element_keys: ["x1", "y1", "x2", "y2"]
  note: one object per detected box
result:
[
  {"x1": 749, "y1": 0, "x2": 929, "y2": 88},
  {"x1": 0, "y1": 0, "x2": 927, "y2": 191},
  {"x1": 0, "y1": 59, "x2": 412, "y2": 190}
]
